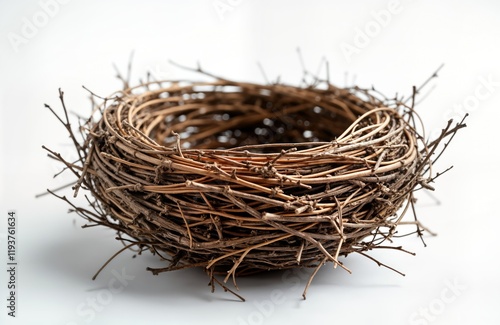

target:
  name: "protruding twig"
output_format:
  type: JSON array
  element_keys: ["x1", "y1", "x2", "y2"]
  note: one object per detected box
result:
[{"x1": 303, "y1": 258, "x2": 327, "y2": 300}]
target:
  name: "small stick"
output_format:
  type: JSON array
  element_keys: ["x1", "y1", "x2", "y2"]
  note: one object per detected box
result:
[
  {"x1": 302, "y1": 257, "x2": 327, "y2": 300},
  {"x1": 92, "y1": 242, "x2": 140, "y2": 280}
]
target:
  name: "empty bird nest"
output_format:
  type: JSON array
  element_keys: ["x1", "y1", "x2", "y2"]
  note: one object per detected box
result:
[{"x1": 43, "y1": 64, "x2": 465, "y2": 300}]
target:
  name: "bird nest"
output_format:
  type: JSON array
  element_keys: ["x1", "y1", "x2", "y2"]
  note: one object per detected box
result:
[{"x1": 44, "y1": 68, "x2": 465, "y2": 300}]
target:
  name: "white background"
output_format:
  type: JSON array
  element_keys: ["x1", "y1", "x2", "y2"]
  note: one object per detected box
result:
[{"x1": 1, "y1": 1, "x2": 499, "y2": 324}]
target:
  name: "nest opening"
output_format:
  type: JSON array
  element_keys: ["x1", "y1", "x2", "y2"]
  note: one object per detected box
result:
[{"x1": 142, "y1": 84, "x2": 356, "y2": 151}]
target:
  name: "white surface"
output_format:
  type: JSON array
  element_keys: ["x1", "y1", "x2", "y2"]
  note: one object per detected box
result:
[{"x1": 1, "y1": 1, "x2": 499, "y2": 324}]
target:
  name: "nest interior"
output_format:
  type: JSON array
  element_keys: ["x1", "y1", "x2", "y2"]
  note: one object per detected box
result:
[{"x1": 45, "y1": 74, "x2": 464, "y2": 299}]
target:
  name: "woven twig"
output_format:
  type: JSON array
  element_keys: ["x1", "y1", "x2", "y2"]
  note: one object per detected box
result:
[{"x1": 43, "y1": 67, "x2": 465, "y2": 300}]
